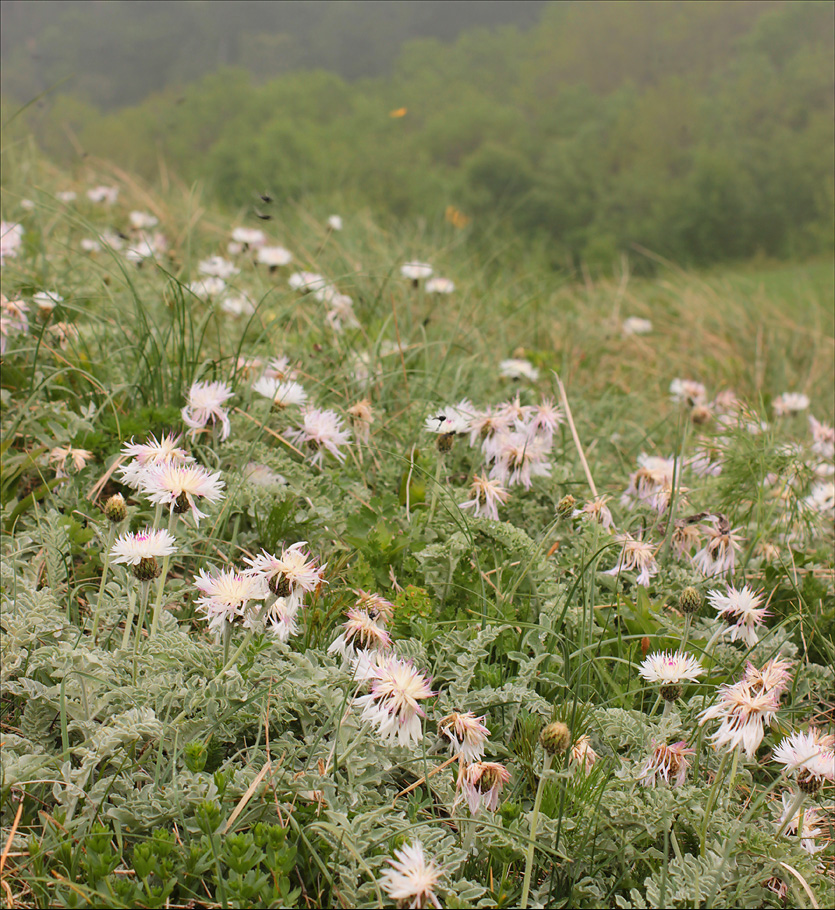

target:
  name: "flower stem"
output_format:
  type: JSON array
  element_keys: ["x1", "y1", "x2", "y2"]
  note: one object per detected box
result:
[
  {"x1": 149, "y1": 511, "x2": 177, "y2": 640},
  {"x1": 426, "y1": 456, "x2": 445, "y2": 526},
  {"x1": 699, "y1": 749, "x2": 729, "y2": 856},
  {"x1": 91, "y1": 525, "x2": 116, "y2": 640},
  {"x1": 680, "y1": 614, "x2": 692, "y2": 651},
  {"x1": 121, "y1": 584, "x2": 137, "y2": 651},
  {"x1": 775, "y1": 788, "x2": 806, "y2": 839},
  {"x1": 661, "y1": 412, "x2": 689, "y2": 562},
  {"x1": 726, "y1": 744, "x2": 741, "y2": 800},
  {"x1": 520, "y1": 752, "x2": 553, "y2": 910},
  {"x1": 131, "y1": 580, "x2": 152, "y2": 683}
]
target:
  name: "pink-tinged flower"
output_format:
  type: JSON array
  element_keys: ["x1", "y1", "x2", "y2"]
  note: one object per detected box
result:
[
  {"x1": 639, "y1": 741, "x2": 694, "y2": 788},
  {"x1": 400, "y1": 261, "x2": 433, "y2": 283},
  {"x1": 120, "y1": 433, "x2": 194, "y2": 488},
  {"x1": 129, "y1": 211, "x2": 158, "y2": 231},
  {"x1": 1, "y1": 295, "x2": 28, "y2": 333},
  {"x1": 605, "y1": 533, "x2": 659, "y2": 587},
  {"x1": 187, "y1": 277, "x2": 227, "y2": 300},
  {"x1": 438, "y1": 712, "x2": 491, "y2": 763},
  {"x1": 139, "y1": 462, "x2": 225, "y2": 525},
  {"x1": 639, "y1": 651, "x2": 705, "y2": 686},
  {"x1": 526, "y1": 399, "x2": 563, "y2": 444},
  {"x1": 111, "y1": 527, "x2": 177, "y2": 565},
  {"x1": 182, "y1": 381, "x2": 234, "y2": 441},
  {"x1": 124, "y1": 233, "x2": 167, "y2": 264},
  {"x1": 487, "y1": 431, "x2": 551, "y2": 489},
  {"x1": 572, "y1": 496, "x2": 615, "y2": 531},
  {"x1": 221, "y1": 294, "x2": 256, "y2": 317},
  {"x1": 809, "y1": 415, "x2": 835, "y2": 460},
  {"x1": 456, "y1": 761, "x2": 511, "y2": 815},
  {"x1": 288, "y1": 271, "x2": 327, "y2": 293},
  {"x1": 379, "y1": 840, "x2": 443, "y2": 910},
  {"x1": 670, "y1": 378, "x2": 707, "y2": 406},
  {"x1": 699, "y1": 677, "x2": 782, "y2": 759},
  {"x1": 467, "y1": 406, "x2": 514, "y2": 451},
  {"x1": 288, "y1": 407, "x2": 352, "y2": 466},
  {"x1": 459, "y1": 472, "x2": 510, "y2": 521},
  {"x1": 742, "y1": 656, "x2": 793, "y2": 697},
  {"x1": 348, "y1": 399, "x2": 374, "y2": 444},
  {"x1": 425, "y1": 276, "x2": 454, "y2": 294},
  {"x1": 194, "y1": 568, "x2": 267, "y2": 634},
  {"x1": 47, "y1": 322, "x2": 78, "y2": 349},
  {"x1": 48, "y1": 446, "x2": 93, "y2": 478},
  {"x1": 803, "y1": 481, "x2": 835, "y2": 520},
  {"x1": 353, "y1": 589, "x2": 395, "y2": 624},
  {"x1": 671, "y1": 523, "x2": 702, "y2": 559},
  {"x1": 709, "y1": 584, "x2": 768, "y2": 648},
  {"x1": 692, "y1": 515, "x2": 743, "y2": 577},
  {"x1": 1, "y1": 222, "x2": 24, "y2": 264},
  {"x1": 620, "y1": 454, "x2": 676, "y2": 510},
  {"x1": 325, "y1": 294, "x2": 359, "y2": 332},
  {"x1": 425, "y1": 400, "x2": 474, "y2": 437},
  {"x1": 494, "y1": 395, "x2": 533, "y2": 429},
  {"x1": 257, "y1": 245, "x2": 293, "y2": 269},
  {"x1": 776, "y1": 792, "x2": 825, "y2": 854},
  {"x1": 198, "y1": 255, "x2": 239, "y2": 279},
  {"x1": 354, "y1": 655, "x2": 435, "y2": 748},
  {"x1": 86, "y1": 185, "x2": 118, "y2": 204},
  {"x1": 622, "y1": 316, "x2": 653, "y2": 336},
  {"x1": 252, "y1": 377, "x2": 307, "y2": 408},
  {"x1": 772, "y1": 392, "x2": 810, "y2": 417},
  {"x1": 328, "y1": 608, "x2": 391, "y2": 661},
  {"x1": 263, "y1": 355, "x2": 298, "y2": 381},
  {"x1": 263, "y1": 597, "x2": 301, "y2": 642},
  {"x1": 244, "y1": 541, "x2": 325, "y2": 602},
  {"x1": 773, "y1": 728, "x2": 835, "y2": 787},
  {"x1": 499, "y1": 358, "x2": 539, "y2": 382},
  {"x1": 569, "y1": 734, "x2": 598, "y2": 774},
  {"x1": 230, "y1": 226, "x2": 266, "y2": 249}
]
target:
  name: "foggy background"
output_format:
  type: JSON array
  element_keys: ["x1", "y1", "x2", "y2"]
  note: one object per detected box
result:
[{"x1": 2, "y1": 0, "x2": 833, "y2": 269}]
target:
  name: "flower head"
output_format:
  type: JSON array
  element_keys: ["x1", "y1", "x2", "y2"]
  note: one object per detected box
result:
[
  {"x1": 699, "y1": 677, "x2": 782, "y2": 758},
  {"x1": 709, "y1": 584, "x2": 768, "y2": 648},
  {"x1": 139, "y1": 462, "x2": 225, "y2": 525},
  {"x1": 605, "y1": 533, "x2": 659, "y2": 587},
  {"x1": 459, "y1": 473, "x2": 510, "y2": 521},
  {"x1": 230, "y1": 226, "x2": 266, "y2": 249},
  {"x1": 353, "y1": 589, "x2": 395, "y2": 624},
  {"x1": 692, "y1": 516, "x2": 743, "y2": 577},
  {"x1": 572, "y1": 496, "x2": 615, "y2": 531},
  {"x1": 289, "y1": 407, "x2": 352, "y2": 466},
  {"x1": 354, "y1": 655, "x2": 435, "y2": 749},
  {"x1": 639, "y1": 651, "x2": 704, "y2": 688},
  {"x1": 487, "y1": 431, "x2": 551, "y2": 489},
  {"x1": 182, "y1": 381, "x2": 234, "y2": 441},
  {"x1": 252, "y1": 377, "x2": 307, "y2": 409},
  {"x1": 777, "y1": 792, "x2": 825, "y2": 854},
  {"x1": 569, "y1": 734, "x2": 598, "y2": 774},
  {"x1": 639, "y1": 741, "x2": 694, "y2": 787},
  {"x1": 457, "y1": 761, "x2": 511, "y2": 815},
  {"x1": 120, "y1": 433, "x2": 194, "y2": 489},
  {"x1": 257, "y1": 245, "x2": 293, "y2": 269},
  {"x1": 327, "y1": 215, "x2": 343, "y2": 231},
  {"x1": 1, "y1": 222, "x2": 24, "y2": 264},
  {"x1": 670, "y1": 378, "x2": 707, "y2": 407},
  {"x1": 773, "y1": 728, "x2": 835, "y2": 791},
  {"x1": 129, "y1": 211, "x2": 158, "y2": 231},
  {"x1": 111, "y1": 527, "x2": 177, "y2": 566},
  {"x1": 348, "y1": 399, "x2": 375, "y2": 443},
  {"x1": 194, "y1": 568, "x2": 267, "y2": 634},
  {"x1": 438, "y1": 712, "x2": 491, "y2": 763},
  {"x1": 327, "y1": 608, "x2": 391, "y2": 661},
  {"x1": 425, "y1": 276, "x2": 454, "y2": 294},
  {"x1": 48, "y1": 446, "x2": 93, "y2": 478},
  {"x1": 87, "y1": 186, "x2": 118, "y2": 204},
  {"x1": 198, "y1": 255, "x2": 239, "y2": 279},
  {"x1": 499, "y1": 358, "x2": 539, "y2": 382},
  {"x1": 401, "y1": 261, "x2": 433, "y2": 282},
  {"x1": 773, "y1": 392, "x2": 810, "y2": 416},
  {"x1": 244, "y1": 541, "x2": 325, "y2": 601},
  {"x1": 622, "y1": 316, "x2": 653, "y2": 336},
  {"x1": 379, "y1": 840, "x2": 443, "y2": 910}
]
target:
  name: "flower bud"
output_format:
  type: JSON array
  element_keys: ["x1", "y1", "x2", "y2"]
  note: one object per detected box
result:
[
  {"x1": 132, "y1": 556, "x2": 161, "y2": 582},
  {"x1": 556, "y1": 494, "x2": 576, "y2": 520},
  {"x1": 659, "y1": 683, "x2": 682, "y2": 703},
  {"x1": 798, "y1": 772, "x2": 822, "y2": 795},
  {"x1": 540, "y1": 721, "x2": 571, "y2": 756},
  {"x1": 679, "y1": 586, "x2": 701, "y2": 616},
  {"x1": 104, "y1": 493, "x2": 127, "y2": 523},
  {"x1": 437, "y1": 432, "x2": 455, "y2": 454},
  {"x1": 690, "y1": 405, "x2": 712, "y2": 425}
]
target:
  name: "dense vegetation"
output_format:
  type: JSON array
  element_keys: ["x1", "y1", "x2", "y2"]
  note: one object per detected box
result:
[{"x1": 3, "y1": 0, "x2": 833, "y2": 270}]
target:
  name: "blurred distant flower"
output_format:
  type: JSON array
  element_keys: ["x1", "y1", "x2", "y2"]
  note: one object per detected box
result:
[
  {"x1": 325, "y1": 294, "x2": 359, "y2": 332},
  {"x1": 809, "y1": 415, "x2": 835, "y2": 460},
  {"x1": 264, "y1": 355, "x2": 298, "y2": 381},
  {"x1": 199, "y1": 256, "x2": 239, "y2": 279},
  {"x1": 401, "y1": 261, "x2": 433, "y2": 284},
  {"x1": 348, "y1": 399, "x2": 374, "y2": 443},
  {"x1": 187, "y1": 277, "x2": 226, "y2": 299},
  {"x1": 182, "y1": 380, "x2": 233, "y2": 441},
  {"x1": 80, "y1": 238, "x2": 101, "y2": 253},
  {"x1": 499, "y1": 358, "x2": 539, "y2": 382},
  {"x1": 20, "y1": 199, "x2": 35, "y2": 211},
  {"x1": 56, "y1": 191, "x2": 77, "y2": 203},
  {"x1": 426, "y1": 276, "x2": 454, "y2": 294},
  {"x1": 231, "y1": 226, "x2": 266, "y2": 249},
  {"x1": 1, "y1": 222, "x2": 24, "y2": 263},
  {"x1": 459, "y1": 472, "x2": 509, "y2": 521},
  {"x1": 220, "y1": 294, "x2": 256, "y2": 317},
  {"x1": 288, "y1": 407, "x2": 352, "y2": 466},
  {"x1": 257, "y1": 245, "x2": 293, "y2": 270},
  {"x1": 33, "y1": 290, "x2": 63, "y2": 316},
  {"x1": 48, "y1": 445, "x2": 93, "y2": 477},
  {"x1": 803, "y1": 481, "x2": 835, "y2": 520},
  {"x1": 129, "y1": 211, "x2": 158, "y2": 231},
  {"x1": 242, "y1": 462, "x2": 285, "y2": 487},
  {"x1": 488, "y1": 431, "x2": 551, "y2": 489},
  {"x1": 47, "y1": 321, "x2": 78, "y2": 349},
  {"x1": 773, "y1": 392, "x2": 810, "y2": 416},
  {"x1": 289, "y1": 271, "x2": 327, "y2": 293},
  {"x1": 622, "y1": 316, "x2": 653, "y2": 336},
  {"x1": 252, "y1": 377, "x2": 307, "y2": 409},
  {"x1": 670, "y1": 378, "x2": 707, "y2": 407},
  {"x1": 445, "y1": 205, "x2": 470, "y2": 228},
  {"x1": 327, "y1": 215, "x2": 343, "y2": 231},
  {"x1": 87, "y1": 185, "x2": 118, "y2": 204},
  {"x1": 125, "y1": 233, "x2": 167, "y2": 264}
]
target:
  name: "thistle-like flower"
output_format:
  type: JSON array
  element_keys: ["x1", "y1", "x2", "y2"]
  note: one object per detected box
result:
[
  {"x1": 327, "y1": 608, "x2": 391, "y2": 661},
  {"x1": 639, "y1": 650, "x2": 705, "y2": 701},
  {"x1": 111, "y1": 528, "x2": 177, "y2": 567},
  {"x1": 252, "y1": 377, "x2": 307, "y2": 409},
  {"x1": 776, "y1": 793, "x2": 825, "y2": 854},
  {"x1": 773, "y1": 728, "x2": 835, "y2": 792},
  {"x1": 456, "y1": 761, "x2": 511, "y2": 815},
  {"x1": 353, "y1": 589, "x2": 395, "y2": 625},
  {"x1": 182, "y1": 381, "x2": 234, "y2": 441},
  {"x1": 605, "y1": 533, "x2": 659, "y2": 587},
  {"x1": 139, "y1": 462, "x2": 225, "y2": 526},
  {"x1": 638, "y1": 740, "x2": 694, "y2": 788},
  {"x1": 48, "y1": 445, "x2": 93, "y2": 478},
  {"x1": 569, "y1": 734, "x2": 599, "y2": 774},
  {"x1": 194, "y1": 568, "x2": 267, "y2": 635},
  {"x1": 709, "y1": 584, "x2": 769, "y2": 648},
  {"x1": 487, "y1": 431, "x2": 551, "y2": 489},
  {"x1": 244, "y1": 542, "x2": 325, "y2": 602},
  {"x1": 379, "y1": 840, "x2": 443, "y2": 910},
  {"x1": 699, "y1": 677, "x2": 782, "y2": 759},
  {"x1": 120, "y1": 432, "x2": 194, "y2": 488},
  {"x1": 572, "y1": 496, "x2": 615, "y2": 531},
  {"x1": 772, "y1": 392, "x2": 810, "y2": 417},
  {"x1": 354, "y1": 655, "x2": 435, "y2": 749},
  {"x1": 288, "y1": 407, "x2": 352, "y2": 466},
  {"x1": 438, "y1": 712, "x2": 491, "y2": 763},
  {"x1": 499, "y1": 358, "x2": 539, "y2": 382},
  {"x1": 459, "y1": 472, "x2": 510, "y2": 521}
]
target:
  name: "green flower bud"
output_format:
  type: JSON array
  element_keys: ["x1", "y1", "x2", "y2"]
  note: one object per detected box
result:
[
  {"x1": 679, "y1": 586, "x2": 701, "y2": 616},
  {"x1": 132, "y1": 557, "x2": 161, "y2": 582},
  {"x1": 540, "y1": 721, "x2": 571, "y2": 755},
  {"x1": 104, "y1": 493, "x2": 127, "y2": 523},
  {"x1": 556, "y1": 495, "x2": 576, "y2": 520}
]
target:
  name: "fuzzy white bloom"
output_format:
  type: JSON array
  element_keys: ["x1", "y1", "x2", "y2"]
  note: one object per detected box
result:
[
  {"x1": 244, "y1": 541, "x2": 325, "y2": 602},
  {"x1": 379, "y1": 840, "x2": 443, "y2": 910},
  {"x1": 773, "y1": 728, "x2": 835, "y2": 784},
  {"x1": 187, "y1": 277, "x2": 227, "y2": 299},
  {"x1": 182, "y1": 381, "x2": 234, "y2": 441},
  {"x1": 622, "y1": 316, "x2": 653, "y2": 336},
  {"x1": 638, "y1": 741, "x2": 694, "y2": 788},
  {"x1": 80, "y1": 238, "x2": 101, "y2": 253},
  {"x1": 263, "y1": 355, "x2": 297, "y2": 381},
  {"x1": 621, "y1": 453, "x2": 677, "y2": 510},
  {"x1": 87, "y1": 186, "x2": 119, "y2": 204},
  {"x1": 605, "y1": 533, "x2": 659, "y2": 587},
  {"x1": 327, "y1": 214, "x2": 343, "y2": 231},
  {"x1": 499, "y1": 358, "x2": 540, "y2": 382},
  {"x1": 803, "y1": 481, "x2": 835, "y2": 520},
  {"x1": 456, "y1": 761, "x2": 511, "y2": 815},
  {"x1": 438, "y1": 712, "x2": 491, "y2": 763},
  {"x1": 401, "y1": 261, "x2": 433, "y2": 282},
  {"x1": 220, "y1": 294, "x2": 256, "y2": 317},
  {"x1": 257, "y1": 245, "x2": 294, "y2": 268},
  {"x1": 124, "y1": 233, "x2": 167, "y2": 263},
  {"x1": 264, "y1": 597, "x2": 301, "y2": 642},
  {"x1": 459, "y1": 472, "x2": 510, "y2": 521},
  {"x1": 56, "y1": 191, "x2": 77, "y2": 203},
  {"x1": 48, "y1": 446, "x2": 93, "y2": 477},
  {"x1": 670, "y1": 378, "x2": 707, "y2": 406},
  {"x1": 242, "y1": 462, "x2": 286, "y2": 487},
  {"x1": 487, "y1": 431, "x2": 551, "y2": 489},
  {"x1": 353, "y1": 589, "x2": 395, "y2": 625},
  {"x1": 777, "y1": 793, "x2": 825, "y2": 854},
  {"x1": 231, "y1": 226, "x2": 266, "y2": 248},
  {"x1": 120, "y1": 433, "x2": 193, "y2": 488},
  {"x1": 0, "y1": 222, "x2": 24, "y2": 264},
  {"x1": 572, "y1": 496, "x2": 615, "y2": 531},
  {"x1": 252, "y1": 377, "x2": 307, "y2": 409},
  {"x1": 325, "y1": 294, "x2": 359, "y2": 332},
  {"x1": 327, "y1": 608, "x2": 391, "y2": 662},
  {"x1": 194, "y1": 568, "x2": 267, "y2": 634},
  {"x1": 425, "y1": 276, "x2": 454, "y2": 294},
  {"x1": 33, "y1": 290, "x2": 63, "y2": 314},
  {"x1": 466, "y1": 406, "x2": 515, "y2": 451},
  {"x1": 527, "y1": 399, "x2": 564, "y2": 444},
  {"x1": 288, "y1": 271, "x2": 327, "y2": 293},
  {"x1": 139, "y1": 462, "x2": 225, "y2": 525},
  {"x1": 772, "y1": 392, "x2": 810, "y2": 416},
  {"x1": 709, "y1": 584, "x2": 768, "y2": 648},
  {"x1": 20, "y1": 199, "x2": 35, "y2": 211},
  {"x1": 198, "y1": 256, "x2": 239, "y2": 279},
  {"x1": 111, "y1": 528, "x2": 177, "y2": 565},
  {"x1": 129, "y1": 211, "x2": 158, "y2": 231},
  {"x1": 100, "y1": 230, "x2": 125, "y2": 250},
  {"x1": 639, "y1": 650, "x2": 705, "y2": 685},
  {"x1": 425, "y1": 400, "x2": 474, "y2": 437},
  {"x1": 809, "y1": 415, "x2": 835, "y2": 460},
  {"x1": 354, "y1": 655, "x2": 434, "y2": 749},
  {"x1": 569, "y1": 734, "x2": 599, "y2": 774},
  {"x1": 692, "y1": 519, "x2": 744, "y2": 577},
  {"x1": 288, "y1": 407, "x2": 352, "y2": 466},
  {"x1": 48, "y1": 321, "x2": 79, "y2": 350}
]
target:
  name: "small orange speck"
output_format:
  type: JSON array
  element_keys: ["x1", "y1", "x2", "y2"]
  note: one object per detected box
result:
[{"x1": 389, "y1": 107, "x2": 408, "y2": 118}]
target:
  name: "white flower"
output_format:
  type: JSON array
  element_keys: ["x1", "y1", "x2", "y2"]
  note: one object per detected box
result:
[
  {"x1": 263, "y1": 355, "x2": 297, "y2": 381},
  {"x1": 457, "y1": 761, "x2": 511, "y2": 815},
  {"x1": 252, "y1": 377, "x2": 307, "y2": 408},
  {"x1": 80, "y1": 238, "x2": 101, "y2": 253},
  {"x1": 100, "y1": 230, "x2": 125, "y2": 250},
  {"x1": 56, "y1": 191, "x2": 77, "y2": 203},
  {"x1": 709, "y1": 584, "x2": 768, "y2": 648},
  {"x1": 129, "y1": 211, "x2": 158, "y2": 231},
  {"x1": 809, "y1": 415, "x2": 835, "y2": 460},
  {"x1": 353, "y1": 589, "x2": 395, "y2": 624},
  {"x1": 622, "y1": 316, "x2": 653, "y2": 336},
  {"x1": 264, "y1": 597, "x2": 301, "y2": 642},
  {"x1": 182, "y1": 380, "x2": 234, "y2": 441},
  {"x1": 0, "y1": 222, "x2": 24, "y2": 265},
  {"x1": 670, "y1": 378, "x2": 707, "y2": 406},
  {"x1": 220, "y1": 294, "x2": 256, "y2": 317},
  {"x1": 194, "y1": 568, "x2": 267, "y2": 634},
  {"x1": 499, "y1": 358, "x2": 539, "y2": 382},
  {"x1": 327, "y1": 608, "x2": 391, "y2": 661},
  {"x1": 33, "y1": 290, "x2": 63, "y2": 314},
  {"x1": 425, "y1": 276, "x2": 454, "y2": 294},
  {"x1": 198, "y1": 256, "x2": 239, "y2": 279},
  {"x1": 605, "y1": 533, "x2": 659, "y2": 587},
  {"x1": 354, "y1": 655, "x2": 434, "y2": 749},
  {"x1": 231, "y1": 226, "x2": 266, "y2": 248},
  {"x1": 425, "y1": 400, "x2": 474, "y2": 437},
  {"x1": 692, "y1": 517, "x2": 743, "y2": 577},
  {"x1": 639, "y1": 650, "x2": 704, "y2": 685},
  {"x1": 124, "y1": 233, "x2": 166, "y2": 264},
  {"x1": 140, "y1": 462, "x2": 225, "y2": 525},
  {"x1": 379, "y1": 840, "x2": 443, "y2": 910},
  {"x1": 325, "y1": 294, "x2": 359, "y2": 332},
  {"x1": 327, "y1": 215, "x2": 343, "y2": 231},
  {"x1": 87, "y1": 186, "x2": 118, "y2": 204},
  {"x1": 621, "y1": 454, "x2": 677, "y2": 510},
  {"x1": 111, "y1": 528, "x2": 177, "y2": 565},
  {"x1": 773, "y1": 392, "x2": 810, "y2": 416},
  {"x1": 572, "y1": 496, "x2": 615, "y2": 531},
  {"x1": 187, "y1": 277, "x2": 227, "y2": 299},
  {"x1": 48, "y1": 446, "x2": 93, "y2": 477},
  {"x1": 257, "y1": 246, "x2": 293, "y2": 269},
  {"x1": 288, "y1": 271, "x2": 327, "y2": 293},
  {"x1": 401, "y1": 261, "x2": 433, "y2": 282},
  {"x1": 803, "y1": 481, "x2": 835, "y2": 520},
  {"x1": 242, "y1": 462, "x2": 286, "y2": 487},
  {"x1": 459, "y1": 473, "x2": 510, "y2": 521},
  {"x1": 244, "y1": 541, "x2": 325, "y2": 602},
  {"x1": 438, "y1": 712, "x2": 490, "y2": 763},
  {"x1": 20, "y1": 199, "x2": 35, "y2": 211},
  {"x1": 699, "y1": 678, "x2": 782, "y2": 758},
  {"x1": 47, "y1": 321, "x2": 78, "y2": 350},
  {"x1": 773, "y1": 728, "x2": 835, "y2": 785},
  {"x1": 777, "y1": 793, "x2": 825, "y2": 854},
  {"x1": 288, "y1": 407, "x2": 352, "y2": 466},
  {"x1": 487, "y1": 431, "x2": 551, "y2": 489},
  {"x1": 638, "y1": 741, "x2": 694, "y2": 787},
  {"x1": 569, "y1": 734, "x2": 599, "y2": 774}
]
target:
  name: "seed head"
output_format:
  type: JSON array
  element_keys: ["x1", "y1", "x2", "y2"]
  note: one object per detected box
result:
[
  {"x1": 679, "y1": 586, "x2": 701, "y2": 615},
  {"x1": 133, "y1": 556, "x2": 161, "y2": 582},
  {"x1": 557, "y1": 494, "x2": 576, "y2": 519},
  {"x1": 540, "y1": 721, "x2": 571, "y2": 755},
  {"x1": 104, "y1": 493, "x2": 127, "y2": 523}
]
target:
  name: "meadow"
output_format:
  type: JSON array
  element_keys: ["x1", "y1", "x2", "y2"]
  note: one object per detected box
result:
[{"x1": 0, "y1": 157, "x2": 833, "y2": 909}]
